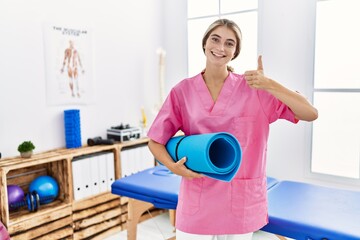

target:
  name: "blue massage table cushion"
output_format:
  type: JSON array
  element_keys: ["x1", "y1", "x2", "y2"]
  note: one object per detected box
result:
[
  {"x1": 262, "y1": 181, "x2": 360, "y2": 240},
  {"x1": 266, "y1": 176, "x2": 278, "y2": 190},
  {"x1": 111, "y1": 165, "x2": 279, "y2": 210},
  {"x1": 111, "y1": 165, "x2": 181, "y2": 209}
]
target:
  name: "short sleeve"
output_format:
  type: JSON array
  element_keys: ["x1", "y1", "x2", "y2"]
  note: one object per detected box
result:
[
  {"x1": 147, "y1": 88, "x2": 183, "y2": 145},
  {"x1": 257, "y1": 89, "x2": 298, "y2": 124}
]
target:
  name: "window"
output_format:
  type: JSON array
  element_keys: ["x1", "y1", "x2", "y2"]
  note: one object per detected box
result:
[
  {"x1": 311, "y1": 0, "x2": 360, "y2": 179},
  {"x1": 187, "y1": 1, "x2": 258, "y2": 77}
]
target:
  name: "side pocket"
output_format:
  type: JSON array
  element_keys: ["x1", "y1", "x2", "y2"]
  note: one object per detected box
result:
[
  {"x1": 177, "y1": 178, "x2": 203, "y2": 215},
  {"x1": 231, "y1": 177, "x2": 267, "y2": 219},
  {"x1": 230, "y1": 179, "x2": 246, "y2": 217}
]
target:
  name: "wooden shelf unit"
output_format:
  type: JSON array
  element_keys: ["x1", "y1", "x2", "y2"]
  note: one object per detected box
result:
[{"x1": 0, "y1": 137, "x2": 151, "y2": 239}]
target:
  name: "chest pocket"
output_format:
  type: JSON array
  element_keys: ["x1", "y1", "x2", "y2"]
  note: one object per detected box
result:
[{"x1": 232, "y1": 116, "x2": 256, "y2": 148}]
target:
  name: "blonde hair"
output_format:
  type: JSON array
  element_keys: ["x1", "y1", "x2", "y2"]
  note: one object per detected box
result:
[{"x1": 202, "y1": 19, "x2": 242, "y2": 72}]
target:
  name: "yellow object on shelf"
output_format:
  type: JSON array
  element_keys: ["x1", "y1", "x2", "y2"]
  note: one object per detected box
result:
[{"x1": 141, "y1": 107, "x2": 147, "y2": 128}]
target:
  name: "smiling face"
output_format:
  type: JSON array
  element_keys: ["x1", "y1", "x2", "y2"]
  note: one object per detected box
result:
[
  {"x1": 202, "y1": 18, "x2": 242, "y2": 60},
  {"x1": 203, "y1": 26, "x2": 237, "y2": 68}
]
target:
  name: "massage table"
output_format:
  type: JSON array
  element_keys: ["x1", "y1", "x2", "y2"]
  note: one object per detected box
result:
[
  {"x1": 112, "y1": 166, "x2": 360, "y2": 240},
  {"x1": 111, "y1": 165, "x2": 279, "y2": 240},
  {"x1": 261, "y1": 181, "x2": 360, "y2": 240},
  {"x1": 112, "y1": 166, "x2": 179, "y2": 240}
]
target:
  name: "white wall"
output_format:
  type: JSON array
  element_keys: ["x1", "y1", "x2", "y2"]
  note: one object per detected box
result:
[
  {"x1": 0, "y1": 0, "x2": 164, "y2": 157},
  {"x1": 0, "y1": 0, "x2": 357, "y2": 191},
  {"x1": 260, "y1": 0, "x2": 358, "y2": 191},
  {"x1": 163, "y1": 0, "x2": 188, "y2": 91},
  {"x1": 260, "y1": 0, "x2": 317, "y2": 184}
]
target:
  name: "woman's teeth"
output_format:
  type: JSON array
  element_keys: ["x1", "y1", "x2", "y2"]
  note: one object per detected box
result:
[{"x1": 211, "y1": 51, "x2": 225, "y2": 57}]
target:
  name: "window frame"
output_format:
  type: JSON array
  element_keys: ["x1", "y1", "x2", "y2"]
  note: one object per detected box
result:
[{"x1": 307, "y1": 0, "x2": 360, "y2": 187}]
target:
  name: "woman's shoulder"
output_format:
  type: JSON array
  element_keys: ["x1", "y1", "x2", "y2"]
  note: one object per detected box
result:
[
  {"x1": 173, "y1": 73, "x2": 202, "y2": 89},
  {"x1": 230, "y1": 71, "x2": 245, "y2": 80}
]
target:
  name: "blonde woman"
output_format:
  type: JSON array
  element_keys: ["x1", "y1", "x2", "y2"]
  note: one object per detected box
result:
[{"x1": 148, "y1": 19, "x2": 317, "y2": 240}]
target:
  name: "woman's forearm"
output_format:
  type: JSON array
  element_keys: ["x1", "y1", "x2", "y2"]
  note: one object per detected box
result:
[
  {"x1": 148, "y1": 139, "x2": 175, "y2": 168},
  {"x1": 266, "y1": 79, "x2": 318, "y2": 121}
]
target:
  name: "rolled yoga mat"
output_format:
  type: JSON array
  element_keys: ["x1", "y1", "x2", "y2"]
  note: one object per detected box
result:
[{"x1": 165, "y1": 132, "x2": 242, "y2": 182}]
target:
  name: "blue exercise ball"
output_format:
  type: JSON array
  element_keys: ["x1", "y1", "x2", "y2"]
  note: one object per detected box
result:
[{"x1": 29, "y1": 176, "x2": 59, "y2": 204}]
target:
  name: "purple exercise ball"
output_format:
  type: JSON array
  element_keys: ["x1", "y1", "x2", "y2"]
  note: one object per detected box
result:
[{"x1": 7, "y1": 185, "x2": 24, "y2": 210}]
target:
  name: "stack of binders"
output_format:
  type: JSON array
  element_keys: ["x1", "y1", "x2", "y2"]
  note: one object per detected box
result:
[
  {"x1": 72, "y1": 151, "x2": 115, "y2": 200},
  {"x1": 64, "y1": 109, "x2": 82, "y2": 148}
]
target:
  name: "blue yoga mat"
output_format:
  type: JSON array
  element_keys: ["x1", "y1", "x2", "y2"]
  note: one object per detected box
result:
[{"x1": 165, "y1": 132, "x2": 242, "y2": 182}]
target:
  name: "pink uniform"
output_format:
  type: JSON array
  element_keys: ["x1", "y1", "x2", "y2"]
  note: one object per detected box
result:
[{"x1": 147, "y1": 72, "x2": 297, "y2": 234}]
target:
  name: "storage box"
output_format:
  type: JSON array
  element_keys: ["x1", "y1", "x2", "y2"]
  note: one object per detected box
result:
[
  {"x1": 107, "y1": 127, "x2": 141, "y2": 142},
  {"x1": 0, "y1": 155, "x2": 72, "y2": 239}
]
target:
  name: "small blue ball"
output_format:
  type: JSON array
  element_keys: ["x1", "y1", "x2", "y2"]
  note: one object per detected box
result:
[{"x1": 29, "y1": 176, "x2": 59, "y2": 204}]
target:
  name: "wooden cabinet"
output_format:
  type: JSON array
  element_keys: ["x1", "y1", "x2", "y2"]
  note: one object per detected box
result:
[{"x1": 0, "y1": 138, "x2": 152, "y2": 239}]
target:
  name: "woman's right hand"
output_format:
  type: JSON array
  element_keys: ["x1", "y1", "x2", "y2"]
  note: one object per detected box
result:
[
  {"x1": 148, "y1": 139, "x2": 203, "y2": 180},
  {"x1": 169, "y1": 157, "x2": 204, "y2": 180}
]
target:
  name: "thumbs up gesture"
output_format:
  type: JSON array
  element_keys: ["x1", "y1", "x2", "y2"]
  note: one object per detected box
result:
[{"x1": 244, "y1": 55, "x2": 270, "y2": 89}]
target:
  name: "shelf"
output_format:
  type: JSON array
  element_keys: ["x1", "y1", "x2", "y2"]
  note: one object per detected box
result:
[{"x1": 0, "y1": 137, "x2": 151, "y2": 239}]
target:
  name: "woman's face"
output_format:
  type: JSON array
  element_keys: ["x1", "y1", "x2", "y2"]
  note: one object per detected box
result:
[{"x1": 204, "y1": 26, "x2": 237, "y2": 67}]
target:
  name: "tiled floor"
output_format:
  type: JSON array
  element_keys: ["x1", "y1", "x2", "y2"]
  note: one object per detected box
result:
[
  {"x1": 104, "y1": 212, "x2": 175, "y2": 240},
  {"x1": 104, "y1": 212, "x2": 293, "y2": 240}
]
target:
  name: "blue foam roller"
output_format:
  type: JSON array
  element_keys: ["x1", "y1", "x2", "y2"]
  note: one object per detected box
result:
[
  {"x1": 165, "y1": 132, "x2": 242, "y2": 182},
  {"x1": 64, "y1": 109, "x2": 82, "y2": 149}
]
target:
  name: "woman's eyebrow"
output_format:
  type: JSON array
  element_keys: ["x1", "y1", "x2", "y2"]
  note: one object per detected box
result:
[
  {"x1": 210, "y1": 33, "x2": 236, "y2": 43},
  {"x1": 210, "y1": 33, "x2": 221, "y2": 38},
  {"x1": 226, "y1": 39, "x2": 236, "y2": 44}
]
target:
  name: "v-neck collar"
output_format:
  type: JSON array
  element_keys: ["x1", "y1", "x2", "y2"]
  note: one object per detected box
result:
[{"x1": 194, "y1": 72, "x2": 237, "y2": 116}]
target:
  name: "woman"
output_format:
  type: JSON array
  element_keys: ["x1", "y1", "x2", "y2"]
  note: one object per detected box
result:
[{"x1": 147, "y1": 19, "x2": 318, "y2": 240}]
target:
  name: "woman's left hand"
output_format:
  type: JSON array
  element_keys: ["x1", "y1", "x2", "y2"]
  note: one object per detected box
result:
[
  {"x1": 244, "y1": 55, "x2": 271, "y2": 90},
  {"x1": 244, "y1": 55, "x2": 318, "y2": 121}
]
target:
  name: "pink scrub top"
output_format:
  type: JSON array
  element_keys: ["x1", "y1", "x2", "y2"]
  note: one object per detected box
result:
[{"x1": 147, "y1": 72, "x2": 297, "y2": 234}]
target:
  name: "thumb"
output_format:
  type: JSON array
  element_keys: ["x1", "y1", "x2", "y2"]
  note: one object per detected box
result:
[
  {"x1": 257, "y1": 55, "x2": 263, "y2": 71},
  {"x1": 177, "y1": 157, "x2": 187, "y2": 165}
]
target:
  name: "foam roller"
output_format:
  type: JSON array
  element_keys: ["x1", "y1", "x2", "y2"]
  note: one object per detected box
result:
[{"x1": 165, "y1": 132, "x2": 242, "y2": 182}]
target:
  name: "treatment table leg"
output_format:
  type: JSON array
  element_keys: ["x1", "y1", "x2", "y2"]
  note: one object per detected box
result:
[
  {"x1": 127, "y1": 198, "x2": 154, "y2": 240},
  {"x1": 169, "y1": 210, "x2": 176, "y2": 227}
]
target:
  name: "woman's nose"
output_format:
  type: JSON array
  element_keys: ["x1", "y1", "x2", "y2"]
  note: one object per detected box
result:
[{"x1": 216, "y1": 42, "x2": 225, "y2": 51}]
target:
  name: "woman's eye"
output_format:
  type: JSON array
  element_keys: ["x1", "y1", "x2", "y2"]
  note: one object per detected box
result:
[
  {"x1": 211, "y1": 37, "x2": 219, "y2": 43},
  {"x1": 226, "y1": 42, "x2": 235, "y2": 47}
]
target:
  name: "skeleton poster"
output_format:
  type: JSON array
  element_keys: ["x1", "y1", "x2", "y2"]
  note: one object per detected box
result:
[{"x1": 43, "y1": 23, "x2": 94, "y2": 105}]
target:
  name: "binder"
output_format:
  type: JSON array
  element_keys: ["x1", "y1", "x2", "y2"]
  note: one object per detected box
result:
[
  {"x1": 129, "y1": 148, "x2": 140, "y2": 174},
  {"x1": 106, "y1": 152, "x2": 115, "y2": 191},
  {"x1": 141, "y1": 145, "x2": 155, "y2": 170},
  {"x1": 72, "y1": 157, "x2": 85, "y2": 200},
  {"x1": 81, "y1": 156, "x2": 92, "y2": 198},
  {"x1": 121, "y1": 150, "x2": 129, "y2": 177},
  {"x1": 98, "y1": 153, "x2": 108, "y2": 193},
  {"x1": 89, "y1": 154, "x2": 100, "y2": 195}
]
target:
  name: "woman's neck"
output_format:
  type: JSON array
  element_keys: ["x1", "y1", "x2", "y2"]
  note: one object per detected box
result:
[
  {"x1": 202, "y1": 65, "x2": 229, "y2": 102},
  {"x1": 202, "y1": 65, "x2": 229, "y2": 85}
]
